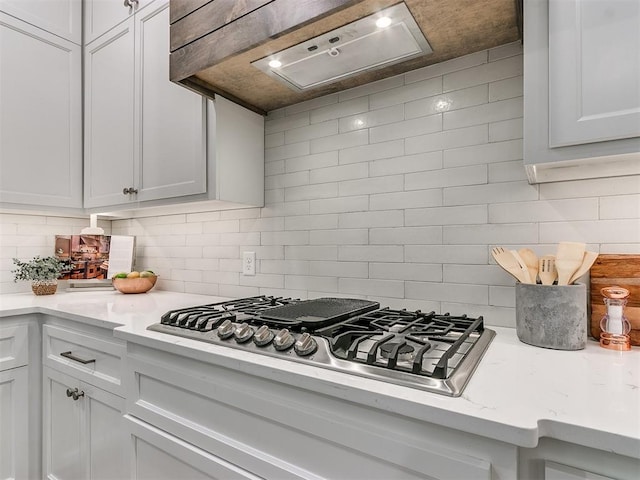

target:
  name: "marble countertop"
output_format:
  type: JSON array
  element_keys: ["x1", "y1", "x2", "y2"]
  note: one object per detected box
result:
[{"x1": 1, "y1": 290, "x2": 639, "y2": 458}]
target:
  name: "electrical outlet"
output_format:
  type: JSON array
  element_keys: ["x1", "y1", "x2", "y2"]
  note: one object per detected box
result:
[{"x1": 242, "y1": 251, "x2": 256, "y2": 276}]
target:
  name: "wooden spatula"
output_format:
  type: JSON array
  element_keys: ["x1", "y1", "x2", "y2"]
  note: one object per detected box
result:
[
  {"x1": 491, "y1": 247, "x2": 530, "y2": 283},
  {"x1": 568, "y1": 251, "x2": 598, "y2": 285},
  {"x1": 538, "y1": 255, "x2": 557, "y2": 285},
  {"x1": 556, "y1": 241, "x2": 586, "y2": 285},
  {"x1": 510, "y1": 249, "x2": 533, "y2": 283},
  {"x1": 518, "y1": 248, "x2": 539, "y2": 284}
]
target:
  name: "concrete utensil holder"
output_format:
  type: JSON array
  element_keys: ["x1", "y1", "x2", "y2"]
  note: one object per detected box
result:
[{"x1": 515, "y1": 282, "x2": 587, "y2": 350}]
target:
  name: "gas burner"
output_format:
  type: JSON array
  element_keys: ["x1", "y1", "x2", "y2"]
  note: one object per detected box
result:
[{"x1": 148, "y1": 297, "x2": 495, "y2": 397}]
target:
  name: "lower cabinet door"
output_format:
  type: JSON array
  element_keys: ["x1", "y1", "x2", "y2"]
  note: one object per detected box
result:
[
  {"x1": 43, "y1": 366, "x2": 127, "y2": 480},
  {"x1": 126, "y1": 415, "x2": 260, "y2": 480},
  {"x1": 0, "y1": 367, "x2": 29, "y2": 480}
]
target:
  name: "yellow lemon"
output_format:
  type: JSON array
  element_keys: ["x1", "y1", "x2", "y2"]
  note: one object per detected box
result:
[{"x1": 127, "y1": 271, "x2": 140, "y2": 278}]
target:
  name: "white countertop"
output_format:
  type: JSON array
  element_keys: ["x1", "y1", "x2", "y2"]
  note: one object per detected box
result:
[{"x1": 2, "y1": 290, "x2": 639, "y2": 458}]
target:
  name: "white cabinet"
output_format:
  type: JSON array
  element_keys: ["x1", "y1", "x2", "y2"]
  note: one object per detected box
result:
[
  {"x1": 84, "y1": 0, "x2": 153, "y2": 44},
  {"x1": 43, "y1": 366, "x2": 128, "y2": 480},
  {"x1": 0, "y1": 12, "x2": 82, "y2": 209},
  {"x1": 84, "y1": 0, "x2": 207, "y2": 210},
  {"x1": 126, "y1": 415, "x2": 259, "y2": 480},
  {"x1": 523, "y1": 0, "x2": 640, "y2": 183},
  {"x1": 0, "y1": 319, "x2": 41, "y2": 480},
  {"x1": 0, "y1": 324, "x2": 29, "y2": 480},
  {"x1": 0, "y1": 0, "x2": 81, "y2": 44},
  {"x1": 125, "y1": 345, "x2": 514, "y2": 480},
  {"x1": 518, "y1": 438, "x2": 640, "y2": 480}
]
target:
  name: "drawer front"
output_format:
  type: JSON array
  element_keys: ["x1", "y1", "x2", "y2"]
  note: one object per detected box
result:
[
  {"x1": 43, "y1": 324, "x2": 125, "y2": 395},
  {"x1": 0, "y1": 324, "x2": 28, "y2": 371},
  {"x1": 127, "y1": 352, "x2": 492, "y2": 480}
]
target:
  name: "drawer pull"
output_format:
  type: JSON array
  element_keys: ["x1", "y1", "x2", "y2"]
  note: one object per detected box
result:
[{"x1": 60, "y1": 351, "x2": 96, "y2": 365}]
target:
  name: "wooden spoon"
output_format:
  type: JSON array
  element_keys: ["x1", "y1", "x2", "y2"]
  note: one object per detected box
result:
[
  {"x1": 518, "y1": 248, "x2": 539, "y2": 284},
  {"x1": 491, "y1": 247, "x2": 530, "y2": 284},
  {"x1": 538, "y1": 255, "x2": 558, "y2": 285},
  {"x1": 510, "y1": 249, "x2": 533, "y2": 283},
  {"x1": 568, "y1": 251, "x2": 598, "y2": 285},
  {"x1": 556, "y1": 242, "x2": 586, "y2": 285}
]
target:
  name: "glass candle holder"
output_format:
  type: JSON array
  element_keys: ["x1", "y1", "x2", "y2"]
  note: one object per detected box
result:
[{"x1": 599, "y1": 286, "x2": 631, "y2": 351}]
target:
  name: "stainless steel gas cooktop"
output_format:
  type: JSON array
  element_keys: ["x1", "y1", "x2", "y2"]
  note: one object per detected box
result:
[{"x1": 147, "y1": 296, "x2": 495, "y2": 397}]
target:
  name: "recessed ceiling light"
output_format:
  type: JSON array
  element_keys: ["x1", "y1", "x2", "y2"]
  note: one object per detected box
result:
[
  {"x1": 375, "y1": 16, "x2": 392, "y2": 28},
  {"x1": 268, "y1": 59, "x2": 282, "y2": 68}
]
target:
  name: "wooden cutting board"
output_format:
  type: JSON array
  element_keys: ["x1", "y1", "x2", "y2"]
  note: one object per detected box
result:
[{"x1": 590, "y1": 254, "x2": 640, "y2": 345}]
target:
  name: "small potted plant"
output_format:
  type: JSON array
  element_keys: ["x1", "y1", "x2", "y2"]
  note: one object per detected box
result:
[{"x1": 12, "y1": 256, "x2": 67, "y2": 295}]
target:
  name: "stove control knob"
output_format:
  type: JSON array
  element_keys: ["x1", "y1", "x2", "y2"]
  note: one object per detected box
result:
[
  {"x1": 217, "y1": 319, "x2": 235, "y2": 339},
  {"x1": 233, "y1": 323, "x2": 254, "y2": 343},
  {"x1": 293, "y1": 332, "x2": 317, "y2": 357},
  {"x1": 273, "y1": 328, "x2": 295, "y2": 351},
  {"x1": 253, "y1": 325, "x2": 274, "y2": 347}
]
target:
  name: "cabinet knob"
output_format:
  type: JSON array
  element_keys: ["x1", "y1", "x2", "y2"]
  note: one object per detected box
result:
[
  {"x1": 124, "y1": 0, "x2": 138, "y2": 8},
  {"x1": 65, "y1": 387, "x2": 85, "y2": 400},
  {"x1": 122, "y1": 187, "x2": 139, "y2": 195}
]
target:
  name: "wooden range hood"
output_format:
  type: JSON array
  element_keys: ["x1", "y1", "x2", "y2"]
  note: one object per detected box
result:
[{"x1": 169, "y1": 0, "x2": 522, "y2": 115}]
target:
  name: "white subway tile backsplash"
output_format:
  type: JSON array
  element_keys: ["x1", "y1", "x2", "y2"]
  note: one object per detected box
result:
[
  {"x1": 310, "y1": 229, "x2": 368, "y2": 245},
  {"x1": 261, "y1": 231, "x2": 309, "y2": 246},
  {"x1": 443, "y1": 223, "x2": 538, "y2": 245},
  {"x1": 487, "y1": 159, "x2": 530, "y2": 183},
  {"x1": 309, "y1": 260, "x2": 368, "y2": 278},
  {"x1": 265, "y1": 110, "x2": 309, "y2": 134},
  {"x1": 310, "y1": 97, "x2": 369, "y2": 123},
  {"x1": 339, "y1": 75, "x2": 405, "y2": 101},
  {"x1": 489, "y1": 198, "x2": 599, "y2": 223},
  {"x1": 405, "y1": 85, "x2": 488, "y2": 120},
  {"x1": 405, "y1": 51, "x2": 487, "y2": 84},
  {"x1": 370, "y1": 76, "x2": 442, "y2": 110},
  {"x1": 406, "y1": 282, "x2": 488, "y2": 305},
  {"x1": 285, "y1": 183, "x2": 338, "y2": 202},
  {"x1": 539, "y1": 219, "x2": 640, "y2": 244},
  {"x1": 369, "y1": 151, "x2": 443, "y2": 177},
  {"x1": 405, "y1": 125, "x2": 488, "y2": 155},
  {"x1": 369, "y1": 262, "x2": 442, "y2": 282},
  {"x1": 370, "y1": 226, "x2": 442, "y2": 245},
  {"x1": 405, "y1": 245, "x2": 488, "y2": 264},
  {"x1": 5, "y1": 47, "x2": 637, "y2": 324},
  {"x1": 338, "y1": 245, "x2": 403, "y2": 262},
  {"x1": 310, "y1": 163, "x2": 368, "y2": 184},
  {"x1": 339, "y1": 140, "x2": 404, "y2": 164},
  {"x1": 339, "y1": 104, "x2": 404, "y2": 133},
  {"x1": 443, "y1": 56, "x2": 523, "y2": 92},
  {"x1": 443, "y1": 97, "x2": 522, "y2": 130},
  {"x1": 284, "y1": 120, "x2": 338, "y2": 144},
  {"x1": 488, "y1": 118, "x2": 523, "y2": 142},
  {"x1": 370, "y1": 114, "x2": 442, "y2": 143},
  {"x1": 405, "y1": 165, "x2": 487, "y2": 190},
  {"x1": 600, "y1": 194, "x2": 640, "y2": 219},
  {"x1": 310, "y1": 129, "x2": 368, "y2": 154},
  {"x1": 309, "y1": 196, "x2": 369, "y2": 214},
  {"x1": 339, "y1": 278, "x2": 404, "y2": 298},
  {"x1": 338, "y1": 210, "x2": 403, "y2": 229},
  {"x1": 444, "y1": 180, "x2": 537, "y2": 206},
  {"x1": 265, "y1": 141, "x2": 309, "y2": 162},
  {"x1": 339, "y1": 175, "x2": 404, "y2": 196},
  {"x1": 285, "y1": 214, "x2": 338, "y2": 231},
  {"x1": 370, "y1": 189, "x2": 442, "y2": 210},
  {"x1": 285, "y1": 151, "x2": 338, "y2": 173},
  {"x1": 405, "y1": 205, "x2": 488, "y2": 226},
  {"x1": 443, "y1": 139, "x2": 522, "y2": 168},
  {"x1": 488, "y1": 76, "x2": 523, "y2": 102}
]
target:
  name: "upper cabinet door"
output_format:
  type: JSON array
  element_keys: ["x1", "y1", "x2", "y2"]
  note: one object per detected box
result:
[
  {"x1": 84, "y1": 0, "x2": 153, "y2": 45},
  {"x1": 83, "y1": 18, "x2": 136, "y2": 208},
  {"x1": 0, "y1": 0, "x2": 81, "y2": 44},
  {"x1": 548, "y1": 0, "x2": 640, "y2": 147},
  {"x1": 134, "y1": 0, "x2": 207, "y2": 203},
  {"x1": 0, "y1": 13, "x2": 82, "y2": 208}
]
